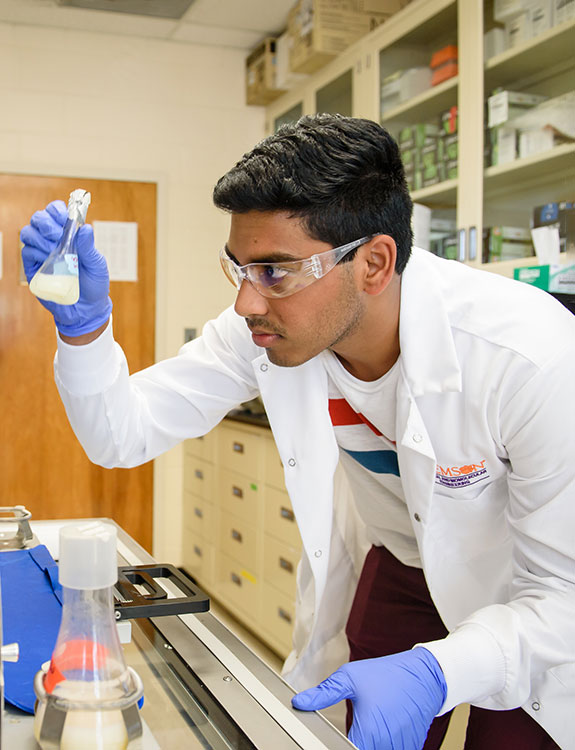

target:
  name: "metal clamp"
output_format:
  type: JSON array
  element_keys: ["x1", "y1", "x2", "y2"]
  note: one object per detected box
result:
[{"x1": 0, "y1": 506, "x2": 34, "y2": 550}]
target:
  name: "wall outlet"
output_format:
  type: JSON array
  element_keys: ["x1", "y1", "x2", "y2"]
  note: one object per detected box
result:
[{"x1": 184, "y1": 327, "x2": 197, "y2": 343}]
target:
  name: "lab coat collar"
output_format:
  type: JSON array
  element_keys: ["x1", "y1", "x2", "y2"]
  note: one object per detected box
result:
[{"x1": 399, "y1": 248, "x2": 462, "y2": 397}]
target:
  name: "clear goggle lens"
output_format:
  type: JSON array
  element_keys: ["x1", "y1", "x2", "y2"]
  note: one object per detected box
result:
[{"x1": 220, "y1": 235, "x2": 374, "y2": 299}]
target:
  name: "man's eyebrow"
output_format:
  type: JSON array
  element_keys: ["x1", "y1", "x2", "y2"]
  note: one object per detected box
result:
[{"x1": 224, "y1": 243, "x2": 302, "y2": 265}]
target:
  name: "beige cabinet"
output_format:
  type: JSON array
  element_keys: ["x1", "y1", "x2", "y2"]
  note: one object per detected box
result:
[
  {"x1": 182, "y1": 419, "x2": 302, "y2": 659},
  {"x1": 266, "y1": 0, "x2": 575, "y2": 279}
]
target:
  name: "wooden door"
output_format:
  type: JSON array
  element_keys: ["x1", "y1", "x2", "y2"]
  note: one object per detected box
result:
[{"x1": 0, "y1": 174, "x2": 156, "y2": 551}]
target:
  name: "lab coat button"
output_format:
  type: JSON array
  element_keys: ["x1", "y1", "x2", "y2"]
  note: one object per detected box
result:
[
  {"x1": 260, "y1": 363, "x2": 268, "y2": 372},
  {"x1": 414, "y1": 513, "x2": 421, "y2": 522},
  {"x1": 314, "y1": 550, "x2": 322, "y2": 558},
  {"x1": 532, "y1": 701, "x2": 541, "y2": 711},
  {"x1": 412, "y1": 433, "x2": 423, "y2": 443},
  {"x1": 288, "y1": 458, "x2": 296, "y2": 467}
]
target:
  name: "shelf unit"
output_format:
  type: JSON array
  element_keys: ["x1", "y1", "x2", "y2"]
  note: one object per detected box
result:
[{"x1": 266, "y1": 0, "x2": 575, "y2": 277}]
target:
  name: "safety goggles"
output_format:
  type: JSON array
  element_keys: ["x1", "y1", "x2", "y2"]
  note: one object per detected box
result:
[{"x1": 219, "y1": 235, "x2": 374, "y2": 299}]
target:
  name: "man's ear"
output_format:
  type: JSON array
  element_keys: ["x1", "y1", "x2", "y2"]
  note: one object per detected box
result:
[{"x1": 362, "y1": 235, "x2": 397, "y2": 296}]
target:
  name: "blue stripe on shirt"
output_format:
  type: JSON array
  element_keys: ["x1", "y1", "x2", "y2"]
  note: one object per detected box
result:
[{"x1": 343, "y1": 448, "x2": 400, "y2": 476}]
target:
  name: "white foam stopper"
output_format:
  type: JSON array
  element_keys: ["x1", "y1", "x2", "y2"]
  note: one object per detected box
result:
[{"x1": 59, "y1": 522, "x2": 118, "y2": 590}]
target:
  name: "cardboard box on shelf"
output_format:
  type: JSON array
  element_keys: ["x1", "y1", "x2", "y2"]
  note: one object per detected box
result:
[
  {"x1": 494, "y1": 0, "x2": 534, "y2": 22},
  {"x1": 245, "y1": 38, "x2": 286, "y2": 105},
  {"x1": 380, "y1": 66, "x2": 431, "y2": 113},
  {"x1": 533, "y1": 201, "x2": 575, "y2": 254},
  {"x1": 530, "y1": 0, "x2": 554, "y2": 35},
  {"x1": 490, "y1": 125, "x2": 518, "y2": 165},
  {"x1": 421, "y1": 162, "x2": 446, "y2": 187},
  {"x1": 444, "y1": 158, "x2": 458, "y2": 179},
  {"x1": 440, "y1": 106, "x2": 458, "y2": 135},
  {"x1": 484, "y1": 27, "x2": 507, "y2": 59},
  {"x1": 430, "y1": 44, "x2": 458, "y2": 86},
  {"x1": 509, "y1": 91, "x2": 575, "y2": 140},
  {"x1": 484, "y1": 225, "x2": 534, "y2": 262},
  {"x1": 288, "y1": 0, "x2": 406, "y2": 74},
  {"x1": 519, "y1": 128, "x2": 557, "y2": 158},
  {"x1": 505, "y1": 11, "x2": 532, "y2": 47},
  {"x1": 554, "y1": 0, "x2": 575, "y2": 24},
  {"x1": 275, "y1": 31, "x2": 309, "y2": 90},
  {"x1": 487, "y1": 90, "x2": 547, "y2": 127},
  {"x1": 441, "y1": 133, "x2": 458, "y2": 160},
  {"x1": 514, "y1": 263, "x2": 575, "y2": 293},
  {"x1": 399, "y1": 123, "x2": 438, "y2": 149}
]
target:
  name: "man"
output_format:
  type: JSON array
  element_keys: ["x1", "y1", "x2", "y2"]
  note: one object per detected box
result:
[{"x1": 21, "y1": 115, "x2": 574, "y2": 750}]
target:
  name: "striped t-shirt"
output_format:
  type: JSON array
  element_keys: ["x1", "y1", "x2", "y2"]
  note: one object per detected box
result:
[{"x1": 323, "y1": 351, "x2": 421, "y2": 568}]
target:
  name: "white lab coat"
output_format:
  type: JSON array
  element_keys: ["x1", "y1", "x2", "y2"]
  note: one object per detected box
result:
[{"x1": 54, "y1": 249, "x2": 575, "y2": 748}]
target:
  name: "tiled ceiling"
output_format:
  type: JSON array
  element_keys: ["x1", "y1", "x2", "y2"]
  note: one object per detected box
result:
[{"x1": 0, "y1": 0, "x2": 295, "y2": 49}]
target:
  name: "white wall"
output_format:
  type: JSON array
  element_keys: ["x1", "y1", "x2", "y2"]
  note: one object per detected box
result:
[{"x1": 0, "y1": 21, "x2": 265, "y2": 560}]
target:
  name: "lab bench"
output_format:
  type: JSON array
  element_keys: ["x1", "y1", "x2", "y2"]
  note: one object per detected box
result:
[{"x1": 2, "y1": 519, "x2": 353, "y2": 750}]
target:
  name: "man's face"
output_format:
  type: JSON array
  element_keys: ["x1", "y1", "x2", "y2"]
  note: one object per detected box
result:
[{"x1": 227, "y1": 210, "x2": 366, "y2": 368}]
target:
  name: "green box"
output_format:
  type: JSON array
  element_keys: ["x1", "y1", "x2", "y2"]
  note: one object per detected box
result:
[
  {"x1": 398, "y1": 123, "x2": 438, "y2": 150},
  {"x1": 513, "y1": 265, "x2": 550, "y2": 289}
]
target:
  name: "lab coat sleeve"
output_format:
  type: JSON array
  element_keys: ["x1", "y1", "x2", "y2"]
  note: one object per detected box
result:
[
  {"x1": 422, "y1": 342, "x2": 575, "y2": 716},
  {"x1": 54, "y1": 308, "x2": 261, "y2": 468}
]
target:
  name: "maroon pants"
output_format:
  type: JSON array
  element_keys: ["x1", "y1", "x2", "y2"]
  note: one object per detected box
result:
[{"x1": 345, "y1": 545, "x2": 560, "y2": 750}]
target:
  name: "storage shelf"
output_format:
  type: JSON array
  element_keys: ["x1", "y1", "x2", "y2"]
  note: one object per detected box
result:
[
  {"x1": 377, "y1": 0, "x2": 457, "y2": 50},
  {"x1": 381, "y1": 76, "x2": 458, "y2": 125},
  {"x1": 412, "y1": 178, "x2": 457, "y2": 207},
  {"x1": 485, "y1": 18, "x2": 575, "y2": 91},
  {"x1": 484, "y1": 143, "x2": 575, "y2": 196}
]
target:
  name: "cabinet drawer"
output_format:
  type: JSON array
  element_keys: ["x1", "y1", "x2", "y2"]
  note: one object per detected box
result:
[
  {"x1": 264, "y1": 436, "x2": 286, "y2": 490},
  {"x1": 217, "y1": 425, "x2": 262, "y2": 478},
  {"x1": 182, "y1": 529, "x2": 215, "y2": 588},
  {"x1": 260, "y1": 583, "x2": 295, "y2": 657},
  {"x1": 219, "y1": 510, "x2": 259, "y2": 572},
  {"x1": 263, "y1": 535, "x2": 300, "y2": 599},
  {"x1": 218, "y1": 469, "x2": 262, "y2": 524},
  {"x1": 184, "y1": 432, "x2": 215, "y2": 462},
  {"x1": 183, "y1": 491, "x2": 215, "y2": 541},
  {"x1": 215, "y1": 552, "x2": 260, "y2": 620},
  {"x1": 183, "y1": 457, "x2": 214, "y2": 502},
  {"x1": 265, "y1": 486, "x2": 301, "y2": 548}
]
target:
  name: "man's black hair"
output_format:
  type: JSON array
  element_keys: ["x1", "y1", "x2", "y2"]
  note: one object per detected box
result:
[{"x1": 213, "y1": 113, "x2": 413, "y2": 274}]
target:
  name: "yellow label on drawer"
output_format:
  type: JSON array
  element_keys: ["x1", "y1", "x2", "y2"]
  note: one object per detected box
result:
[{"x1": 241, "y1": 569, "x2": 257, "y2": 585}]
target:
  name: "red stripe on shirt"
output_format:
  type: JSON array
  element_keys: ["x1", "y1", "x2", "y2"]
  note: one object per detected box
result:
[{"x1": 328, "y1": 398, "x2": 390, "y2": 439}]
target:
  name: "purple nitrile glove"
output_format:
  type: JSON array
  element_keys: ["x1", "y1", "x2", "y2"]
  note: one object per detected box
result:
[
  {"x1": 21, "y1": 200, "x2": 112, "y2": 337},
  {"x1": 292, "y1": 647, "x2": 447, "y2": 750}
]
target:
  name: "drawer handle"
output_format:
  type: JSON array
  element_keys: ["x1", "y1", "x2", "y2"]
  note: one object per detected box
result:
[
  {"x1": 231, "y1": 529, "x2": 243, "y2": 543},
  {"x1": 232, "y1": 441, "x2": 244, "y2": 454},
  {"x1": 279, "y1": 557, "x2": 293, "y2": 574},
  {"x1": 193, "y1": 545, "x2": 202, "y2": 557},
  {"x1": 231, "y1": 572, "x2": 242, "y2": 586},
  {"x1": 232, "y1": 485, "x2": 243, "y2": 498},
  {"x1": 194, "y1": 469, "x2": 204, "y2": 480},
  {"x1": 280, "y1": 506, "x2": 295, "y2": 522},
  {"x1": 194, "y1": 507, "x2": 203, "y2": 519},
  {"x1": 278, "y1": 607, "x2": 292, "y2": 624}
]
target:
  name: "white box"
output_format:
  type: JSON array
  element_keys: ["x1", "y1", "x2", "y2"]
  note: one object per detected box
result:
[
  {"x1": 399, "y1": 67, "x2": 432, "y2": 102},
  {"x1": 381, "y1": 67, "x2": 432, "y2": 113},
  {"x1": 488, "y1": 90, "x2": 547, "y2": 127},
  {"x1": 511, "y1": 92, "x2": 575, "y2": 139},
  {"x1": 484, "y1": 27, "x2": 507, "y2": 59},
  {"x1": 505, "y1": 11, "x2": 532, "y2": 47},
  {"x1": 494, "y1": 0, "x2": 532, "y2": 21},
  {"x1": 519, "y1": 128, "x2": 556, "y2": 157},
  {"x1": 530, "y1": 0, "x2": 554, "y2": 35},
  {"x1": 494, "y1": 126, "x2": 518, "y2": 164},
  {"x1": 554, "y1": 0, "x2": 575, "y2": 24}
]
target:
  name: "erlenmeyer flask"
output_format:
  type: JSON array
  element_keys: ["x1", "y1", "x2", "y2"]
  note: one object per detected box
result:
[
  {"x1": 29, "y1": 189, "x2": 91, "y2": 305},
  {"x1": 34, "y1": 522, "x2": 143, "y2": 750}
]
